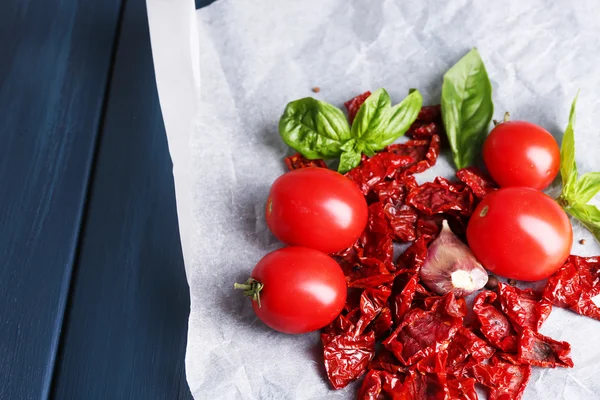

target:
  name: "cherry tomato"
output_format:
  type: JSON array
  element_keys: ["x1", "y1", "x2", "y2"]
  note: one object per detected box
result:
[
  {"x1": 467, "y1": 187, "x2": 572, "y2": 281},
  {"x1": 483, "y1": 120, "x2": 560, "y2": 190},
  {"x1": 266, "y1": 168, "x2": 368, "y2": 254},
  {"x1": 236, "y1": 247, "x2": 347, "y2": 334}
]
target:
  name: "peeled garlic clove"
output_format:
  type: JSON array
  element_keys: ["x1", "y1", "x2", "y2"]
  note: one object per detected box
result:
[{"x1": 420, "y1": 220, "x2": 488, "y2": 297}]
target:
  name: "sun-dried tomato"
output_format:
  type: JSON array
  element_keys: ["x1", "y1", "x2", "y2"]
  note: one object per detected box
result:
[
  {"x1": 455, "y1": 166, "x2": 497, "y2": 200},
  {"x1": 370, "y1": 175, "x2": 418, "y2": 205},
  {"x1": 357, "y1": 370, "x2": 383, "y2": 400},
  {"x1": 354, "y1": 285, "x2": 392, "y2": 336},
  {"x1": 283, "y1": 153, "x2": 327, "y2": 170},
  {"x1": 472, "y1": 356, "x2": 531, "y2": 400},
  {"x1": 473, "y1": 290, "x2": 518, "y2": 352},
  {"x1": 415, "y1": 349, "x2": 448, "y2": 374},
  {"x1": 406, "y1": 105, "x2": 443, "y2": 140},
  {"x1": 337, "y1": 249, "x2": 395, "y2": 289},
  {"x1": 447, "y1": 377, "x2": 478, "y2": 400},
  {"x1": 385, "y1": 370, "x2": 449, "y2": 400},
  {"x1": 517, "y1": 327, "x2": 574, "y2": 368},
  {"x1": 387, "y1": 134, "x2": 441, "y2": 175},
  {"x1": 406, "y1": 178, "x2": 474, "y2": 217},
  {"x1": 345, "y1": 91, "x2": 372, "y2": 124},
  {"x1": 543, "y1": 255, "x2": 600, "y2": 320},
  {"x1": 361, "y1": 203, "x2": 394, "y2": 267},
  {"x1": 497, "y1": 283, "x2": 552, "y2": 332},
  {"x1": 322, "y1": 331, "x2": 376, "y2": 389},
  {"x1": 396, "y1": 237, "x2": 428, "y2": 272},
  {"x1": 372, "y1": 307, "x2": 394, "y2": 338},
  {"x1": 390, "y1": 272, "x2": 420, "y2": 324},
  {"x1": 383, "y1": 203, "x2": 418, "y2": 242},
  {"x1": 369, "y1": 348, "x2": 405, "y2": 374},
  {"x1": 446, "y1": 326, "x2": 495, "y2": 378},
  {"x1": 383, "y1": 301, "x2": 460, "y2": 366},
  {"x1": 346, "y1": 152, "x2": 414, "y2": 196}
]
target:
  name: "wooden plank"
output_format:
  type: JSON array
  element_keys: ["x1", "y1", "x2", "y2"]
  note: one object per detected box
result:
[
  {"x1": 51, "y1": 0, "x2": 193, "y2": 398},
  {"x1": 0, "y1": 1, "x2": 122, "y2": 398}
]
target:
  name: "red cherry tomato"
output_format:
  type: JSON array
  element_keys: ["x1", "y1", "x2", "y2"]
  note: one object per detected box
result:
[
  {"x1": 467, "y1": 187, "x2": 572, "y2": 281},
  {"x1": 237, "y1": 247, "x2": 347, "y2": 334},
  {"x1": 483, "y1": 120, "x2": 560, "y2": 190},
  {"x1": 266, "y1": 168, "x2": 368, "y2": 254}
]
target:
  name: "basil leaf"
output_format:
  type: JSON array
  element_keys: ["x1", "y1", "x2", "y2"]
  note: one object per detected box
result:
[
  {"x1": 279, "y1": 97, "x2": 351, "y2": 159},
  {"x1": 441, "y1": 48, "x2": 494, "y2": 169},
  {"x1": 573, "y1": 172, "x2": 600, "y2": 204},
  {"x1": 367, "y1": 90, "x2": 423, "y2": 151},
  {"x1": 351, "y1": 89, "x2": 423, "y2": 152},
  {"x1": 566, "y1": 203, "x2": 600, "y2": 243},
  {"x1": 560, "y1": 93, "x2": 579, "y2": 196},
  {"x1": 351, "y1": 89, "x2": 391, "y2": 140},
  {"x1": 338, "y1": 148, "x2": 362, "y2": 174}
]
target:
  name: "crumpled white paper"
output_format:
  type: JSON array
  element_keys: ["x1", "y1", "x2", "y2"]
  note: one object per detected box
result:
[{"x1": 146, "y1": 0, "x2": 600, "y2": 398}]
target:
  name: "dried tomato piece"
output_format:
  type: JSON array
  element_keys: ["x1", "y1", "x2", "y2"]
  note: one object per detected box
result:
[
  {"x1": 446, "y1": 326, "x2": 495, "y2": 378},
  {"x1": 543, "y1": 255, "x2": 600, "y2": 320},
  {"x1": 372, "y1": 307, "x2": 394, "y2": 338},
  {"x1": 447, "y1": 378, "x2": 477, "y2": 400},
  {"x1": 517, "y1": 327, "x2": 574, "y2": 368},
  {"x1": 387, "y1": 135, "x2": 441, "y2": 176},
  {"x1": 406, "y1": 105, "x2": 443, "y2": 140},
  {"x1": 472, "y1": 356, "x2": 531, "y2": 400},
  {"x1": 406, "y1": 178, "x2": 473, "y2": 217},
  {"x1": 497, "y1": 283, "x2": 552, "y2": 332},
  {"x1": 371, "y1": 175, "x2": 418, "y2": 205},
  {"x1": 473, "y1": 290, "x2": 518, "y2": 352},
  {"x1": 385, "y1": 370, "x2": 449, "y2": 400},
  {"x1": 390, "y1": 272, "x2": 419, "y2": 324},
  {"x1": 346, "y1": 152, "x2": 414, "y2": 196},
  {"x1": 354, "y1": 285, "x2": 392, "y2": 336},
  {"x1": 357, "y1": 370, "x2": 383, "y2": 400},
  {"x1": 369, "y1": 348, "x2": 405, "y2": 374},
  {"x1": 337, "y1": 249, "x2": 395, "y2": 289},
  {"x1": 284, "y1": 153, "x2": 327, "y2": 170},
  {"x1": 344, "y1": 91, "x2": 371, "y2": 124},
  {"x1": 361, "y1": 203, "x2": 394, "y2": 267},
  {"x1": 456, "y1": 166, "x2": 497, "y2": 200},
  {"x1": 415, "y1": 349, "x2": 448, "y2": 374},
  {"x1": 383, "y1": 306, "x2": 459, "y2": 366},
  {"x1": 383, "y1": 203, "x2": 418, "y2": 242},
  {"x1": 322, "y1": 331, "x2": 376, "y2": 389},
  {"x1": 396, "y1": 237, "x2": 428, "y2": 273}
]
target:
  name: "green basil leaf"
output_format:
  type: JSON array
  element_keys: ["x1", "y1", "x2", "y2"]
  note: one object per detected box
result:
[
  {"x1": 279, "y1": 97, "x2": 351, "y2": 159},
  {"x1": 338, "y1": 147, "x2": 362, "y2": 174},
  {"x1": 573, "y1": 171, "x2": 600, "y2": 204},
  {"x1": 560, "y1": 93, "x2": 579, "y2": 196},
  {"x1": 351, "y1": 89, "x2": 391, "y2": 140},
  {"x1": 441, "y1": 48, "x2": 494, "y2": 169},
  {"x1": 566, "y1": 203, "x2": 600, "y2": 243},
  {"x1": 367, "y1": 90, "x2": 423, "y2": 151}
]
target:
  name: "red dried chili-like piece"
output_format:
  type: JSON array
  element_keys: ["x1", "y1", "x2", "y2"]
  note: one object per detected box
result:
[
  {"x1": 472, "y1": 290, "x2": 519, "y2": 352},
  {"x1": 346, "y1": 152, "x2": 414, "y2": 196},
  {"x1": 446, "y1": 326, "x2": 495, "y2": 378},
  {"x1": 284, "y1": 153, "x2": 327, "y2": 170},
  {"x1": 517, "y1": 327, "x2": 574, "y2": 368},
  {"x1": 497, "y1": 283, "x2": 552, "y2": 332},
  {"x1": 372, "y1": 307, "x2": 394, "y2": 338},
  {"x1": 406, "y1": 177, "x2": 474, "y2": 217},
  {"x1": 345, "y1": 91, "x2": 372, "y2": 124},
  {"x1": 455, "y1": 166, "x2": 497, "y2": 200},
  {"x1": 543, "y1": 255, "x2": 600, "y2": 320},
  {"x1": 369, "y1": 348, "x2": 405, "y2": 374},
  {"x1": 322, "y1": 330, "x2": 376, "y2": 389},
  {"x1": 383, "y1": 295, "x2": 461, "y2": 366},
  {"x1": 472, "y1": 356, "x2": 531, "y2": 400},
  {"x1": 354, "y1": 285, "x2": 392, "y2": 336},
  {"x1": 387, "y1": 134, "x2": 441, "y2": 176},
  {"x1": 406, "y1": 105, "x2": 443, "y2": 140},
  {"x1": 385, "y1": 370, "x2": 449, "y2": 400},
  {"x1": 390, "y1": 272, "x2": 420, "y2": 324},
  {"x1": 447, "y1": 377, "x2": 478, "y2": 400}
]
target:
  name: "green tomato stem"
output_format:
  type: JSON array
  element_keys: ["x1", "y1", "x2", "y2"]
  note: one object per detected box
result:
[{"x1": 234, "y1": 278, "x2": 264, "y2": 308}]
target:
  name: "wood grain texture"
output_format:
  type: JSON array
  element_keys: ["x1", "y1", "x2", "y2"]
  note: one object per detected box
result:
[
  {"x1": 51, "y1": 0, "x2": 193, "y2": 398},
  {"x1": 0, "y1": 1, "x2": 122, "y2": 398}
]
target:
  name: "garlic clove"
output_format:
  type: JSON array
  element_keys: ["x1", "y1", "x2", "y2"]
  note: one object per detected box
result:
[{"x1": 420, "y1": 220, "x2": 488, "y2": 297}]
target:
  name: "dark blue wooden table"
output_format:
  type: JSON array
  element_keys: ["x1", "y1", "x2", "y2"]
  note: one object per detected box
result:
[{"x1": 1, "y1": 0, "x2": 212, "y2": 398}]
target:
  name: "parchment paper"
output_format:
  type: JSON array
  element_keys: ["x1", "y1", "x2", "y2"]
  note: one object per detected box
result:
[{"x1": 145, "y1": 0, "x2": 600, "y2": 398}]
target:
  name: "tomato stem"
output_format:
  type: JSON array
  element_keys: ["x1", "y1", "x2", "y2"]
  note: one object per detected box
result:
[
  {"x1": 503, "y1": 111, "x2": 510, "y2": 123},
  {"x1": 234, "y1": 278, "x2": 264, "y2": 308}
]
